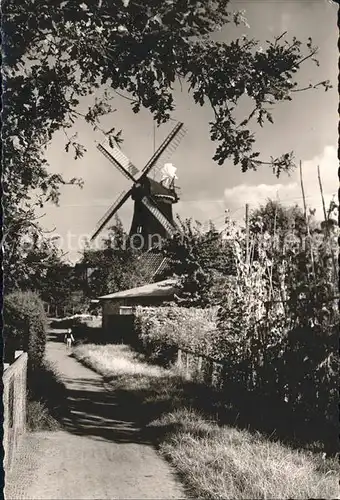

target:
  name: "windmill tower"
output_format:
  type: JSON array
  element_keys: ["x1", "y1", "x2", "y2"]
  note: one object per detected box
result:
[{"x1": 90, "y1": 122, "x2": 186, "y2": 250}]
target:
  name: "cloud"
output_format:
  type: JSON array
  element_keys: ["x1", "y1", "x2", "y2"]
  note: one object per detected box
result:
[{"x1": 224, "y1": 146, "x2": 338, "y2": 220}]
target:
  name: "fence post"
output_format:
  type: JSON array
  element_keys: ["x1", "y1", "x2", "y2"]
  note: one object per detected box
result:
[
  {"x1": 197, "y1": 355, "x2": 203, "y2": 374},
  {"x1": 221, "y1": 362, "x2": 227, "y2": 390},
  {"x1": 211, "y1": 362, "x2": 216, "y2": 387},
  {"x1": 186, "y1": 351, "x2": 190, "y2": 379},
  {"x1": 204, "y1": 359, "x2": 213, "y2": 386},
  {"x1": 177, "y1": 348, "x2": 182, "y2": 367}
]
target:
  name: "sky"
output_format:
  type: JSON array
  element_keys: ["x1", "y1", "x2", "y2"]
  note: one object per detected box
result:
[{"x1": 41, "y1": 0, "x2": 338, "y2": 263}]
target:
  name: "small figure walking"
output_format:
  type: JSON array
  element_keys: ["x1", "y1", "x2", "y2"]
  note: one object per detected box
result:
[{"x1": 65, "y1": 328, "x2": 75, "y2": 350}]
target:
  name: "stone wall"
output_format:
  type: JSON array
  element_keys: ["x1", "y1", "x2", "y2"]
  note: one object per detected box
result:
[{"x1": 3, "y1": 351, "x2": 28, "y2": 472}]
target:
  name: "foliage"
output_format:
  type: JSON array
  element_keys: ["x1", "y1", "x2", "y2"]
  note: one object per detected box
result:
[
  {"x1": 79, "y1": 216, "x2": 150, "y2": 298},
  {"x1": 217, "y1": 201, "x2": 339, "y2": 447},
  {"x1": 2, "y1": 1, "x2": 331, "y2": 290},
  {"x1": 5, "y1": 223, "x2": 84, "y2": 313},
  {"x1": 163, "y1": 216, "x2": 235, "y2": 307},
  {"x1": 158, "y1": 409, "x2": 339, "y2": 500},
  {"x1": 249, "y1": 199, "x2": 308, "y2": 236},
  {"x1": 27, "y1": 360, "x2": 66, "y2": 431},
  {"x1": 136, "y1": 200, "x2": 339, "y2": 447},
  {"x1": 3, "y1": 0, "x2": 331, "y2": 186},
  {"x1": 134, "y1": 305, "x2": 219, "y2": 364},
  {"x1": 4, "y1": 291, "x2": 47, "y2": 370},
  {"x1": 72, "y1": 343, "x2": 339, "y2": 498}
]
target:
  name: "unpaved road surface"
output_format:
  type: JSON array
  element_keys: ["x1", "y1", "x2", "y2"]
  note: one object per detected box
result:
[{"x1": 5, "y1": 336, "x2": 186, "y2": 499}]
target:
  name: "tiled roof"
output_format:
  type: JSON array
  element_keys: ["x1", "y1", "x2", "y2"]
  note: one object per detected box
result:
[
  {"x1": 98, "y1": 278, "x2": 178, "y2": 300},
  {"x1": 137, "y1": 251, "x2": 171, "y2": 281}
]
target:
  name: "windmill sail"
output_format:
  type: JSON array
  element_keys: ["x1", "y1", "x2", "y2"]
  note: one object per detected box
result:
[
  {"x1": 93, "y1": 120, "x2": 185, "y2": 249},
  {"x1": 141, "y1": 196, "x2": 177, "y2": 236},
  {"x1": 141, "y1": 122, "x2": 185, "y2": 179},
  {"x1": 97, "y1": 142, "x2": 139, "y2": 181},
  {"x1": 90, "y1": 189, "x2": 132, "y2": 241},
  {"x1": 148, "y1": 125, "x2": 186, "y2": 179}
]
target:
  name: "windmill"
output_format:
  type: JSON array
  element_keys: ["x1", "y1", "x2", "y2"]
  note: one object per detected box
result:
[
  {"x1": 90, "y1": 121, "x2": 186, "y2": 251},
  {"x1": 160, "y1": 163, "x2": 178, "y2": 190}
]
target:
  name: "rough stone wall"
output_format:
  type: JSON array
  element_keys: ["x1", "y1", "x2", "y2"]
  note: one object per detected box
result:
[{"x1": 3, "y1": 351, "x2": 28, "y2": 472}]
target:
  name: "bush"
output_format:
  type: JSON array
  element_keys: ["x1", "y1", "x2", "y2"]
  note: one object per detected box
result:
[
  {"x1": 4, "y1": 291, "x2": 47, "y2": 370},
  {"x1": 216, "y1": 224, "x2": 339, "y2": 450},
  {"x1": 134, "y1": 305, "x2": 219, "y2": 365}
]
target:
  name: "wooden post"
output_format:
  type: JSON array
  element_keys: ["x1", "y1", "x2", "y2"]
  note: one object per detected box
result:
[
  {"x1": 177, "y1": 348, "x2": 182, "y2": 367},
  {"x1": 299, "y1": 160, "x2": 307, "y2": 221},
  {"x1": 205, "y1": 359, "x2": 213, "y2": 386},
  {"x1": 245, "y1": 203, "x2": 249, "y2": 265},
  {"x1": 211, "y1": 362, "x2": 216, "y2": 387},
  {"x1": 299, "y1": 160, "x2": 316, "y2": 281},
  {"x1": 317, "y1": 164, "x2": 328, "y2": 223},
  {"x1": 317, "y1": 164, "x2": 337, "y2": 278},
  {"x1": 186, "y1": 352, "x2": 190, "y2": 379},
  {"x1": 197, "y1": 356, "x2": 203, "y2": 374}
]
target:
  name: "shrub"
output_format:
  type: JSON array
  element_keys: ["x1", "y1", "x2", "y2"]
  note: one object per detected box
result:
[
  {"x1": 4, "y1": 291, "x2": 47, "y2": 370},
  {"x1": 134, "y1": 305, "x2": 219, "y2": 365},
  {"x1": 217, "y1": 222, "x2": 339, "y2": 449}
]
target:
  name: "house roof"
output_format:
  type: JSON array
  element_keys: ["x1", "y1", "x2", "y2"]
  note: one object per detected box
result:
[
  {"x1": 137, "y1": 252, "x2": 171, "y2": 281},
  {"x1": 98, "y1": 278, "x2": 178, "y2": 300}
]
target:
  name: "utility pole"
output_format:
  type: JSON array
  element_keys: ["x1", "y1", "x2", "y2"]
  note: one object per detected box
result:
[{"x1": 245, "y1": 203, "x2": 249, "y2": 264}]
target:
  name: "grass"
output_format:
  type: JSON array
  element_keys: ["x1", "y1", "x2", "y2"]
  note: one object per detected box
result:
[
  {"x1": 27, "y1": 399, "x2": 60, "y2": 431},
  {"x1": 27, "y1": 360, "x2": 67, "y2": 431},
  {"x1": 73, "y1": 343, "x2": 340, "y2": 499},
  {"x1": 156, "y1": 409, "x2": 340, "y2": 499}
]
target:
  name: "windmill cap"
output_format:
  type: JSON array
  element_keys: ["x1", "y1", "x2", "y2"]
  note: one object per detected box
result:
[{"x1": 162, "y1": 163, "x2": 178, "y2": 178}]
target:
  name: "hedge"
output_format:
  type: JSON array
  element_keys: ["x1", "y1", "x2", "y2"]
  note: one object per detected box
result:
[
  {"x1": 134, "y1": 305, "x2": 219, "y2": 365},
  {"x1": 4, "y1": 291, "x2": 47, "y2": 370}
]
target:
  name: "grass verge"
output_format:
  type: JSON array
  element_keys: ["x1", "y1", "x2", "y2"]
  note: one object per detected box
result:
[
  {"x1": 73, "y1": 343, "x2": 339, "y2": 499},
  {"x1": 27, "y1": 359, "x2": 67, "y2": 431}
]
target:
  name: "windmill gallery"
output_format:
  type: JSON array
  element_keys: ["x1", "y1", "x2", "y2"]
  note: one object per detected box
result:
[{"x1": 90, "y1": 121, "x2": 186, "y2": 251}]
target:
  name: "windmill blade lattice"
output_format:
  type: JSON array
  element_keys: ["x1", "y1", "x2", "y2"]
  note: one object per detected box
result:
[
  {"x1": 141, "y1": 196, "x2": 177, "y2": 236},
  {"x1": 90, "y1": 189, "x2": 132, "y2": 241},
  {"x1": 141, "y1": 122, "x2": 186, "y2": 178},
  {"x1": 147, "y1": 125, "x2": 187, "y2": 179},
  {"x1": 97, "y1": 143, "x2": 139, "y2": 181}
]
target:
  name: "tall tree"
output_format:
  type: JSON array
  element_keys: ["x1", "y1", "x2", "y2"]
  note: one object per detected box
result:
[
  {"x1": 249, "y1": 200, "x2": 308, "y2": 237},
  {"x1": 2, "y1": 0, "x2": 331, "y2": 286},
  {"x1": 162, "y1": 216, "x2": 235, "y2": 307},
  {"x1": 79, "y1": 216, "x2": 149, "y2": 297}
]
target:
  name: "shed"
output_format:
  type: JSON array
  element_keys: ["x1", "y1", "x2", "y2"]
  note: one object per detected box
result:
[{"x1": 98, "y1": 279, "x2": 179, "y2": 343}]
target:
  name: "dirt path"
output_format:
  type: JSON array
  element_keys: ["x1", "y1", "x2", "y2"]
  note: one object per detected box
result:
[{"x1": 5, "y1": 336, "x2": 186, "y2": 499}]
